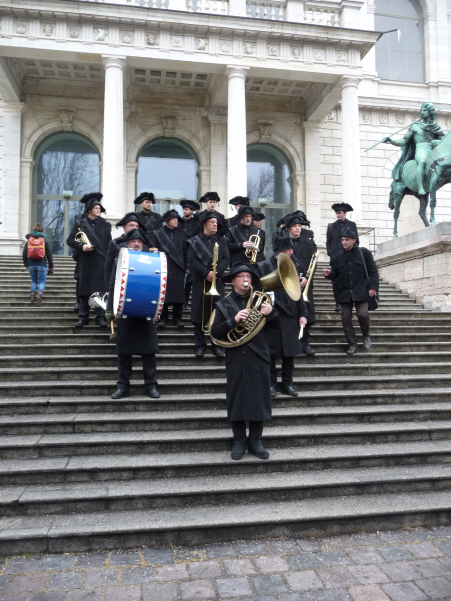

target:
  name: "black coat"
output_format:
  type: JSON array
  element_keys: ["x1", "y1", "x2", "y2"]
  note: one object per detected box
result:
[
  {"x1": 107, "y1": 259, "x2": 159, "y2": 356},
  {"x1": 198, "y1": 210, "x2": 227, "y2": 236},
  {"x1": 300, "y1": 227, "x2": 317, "y2": 250},
  {"x1": 188, "y1": 233, "x2": 230, "y2": 324},
  {"x1": 136, "y1": 210, "x2": 161, "y2": 238},
  {"x1": 149, "y1": 226, "x2": 188, "y2": 304},
  {"x1": 326, "y1": 246, "x2": 379, "y2": 303},
  {"x1": 181, "y1": 217, "x2": 202, "y2": 239},
  {"x1": 67, "y1": 215, "x2": 112, "y2": 297},
  {"x1": 291, "y1": 236, "x2": 315, "y2": 324},
  {"x1": 211, "y1": 290, "x2": 279, "y2": 422},
  {"x1": 22, "y1": 234, "x2": 54, "y2": 269},
  {"x1": 104, "y1": 236, "x2": 151, "y2": 291},
  {"x1": 326, "y1": 218, "x2": 359, "y2": 258},
  {"x1": 257, "y1": 256, "x2": 308, "y2": 358},
  {"x1": 226, "y1": 223, "x2": 266, "y2": 267}
]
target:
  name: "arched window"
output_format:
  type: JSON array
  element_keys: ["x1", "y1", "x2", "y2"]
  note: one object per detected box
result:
[
  {"x1": 374, "y1": 0, "x2": 424, "y2": 83},
  {"x1": 34, "y1": 133, "x2": 100, "y2": 255},
  {"x1": 247, "y1": 143, "x2": 293, "y2": 257},
  {"x1": 137, "y1": 138, "x2": 199, "y2": 216}
]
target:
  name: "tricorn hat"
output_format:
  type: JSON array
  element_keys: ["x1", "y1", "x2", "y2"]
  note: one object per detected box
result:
[
  {"x1": 162, "y1": 209, "x2": 183, "y2": 224},
  {"x1": 283, "y1": 214, "x2": 308, "y2": 229},
  {"x1": 341, "y1": 226, "x2": 358, "y2": 239},
  {"x1": 134, "y1": 192, "x2": 155, "y2": 205},
  {"x1": 199, "y1": 192, "x2": 220, "y2": 204},
  {"x1": 180, "y1": 200, "x2": 200, "y2": 211},
  {"x1": 116, "y1": 212, "x2": 145, "y2": 230},
  {"x1": 80, "y1": 192, "x2": 105, "y2": 213},
  {"x1": 238, "y1": 206, "x2": 256, "y2": 218},
  {"x1": 277, "y1": 217, "x2": 287, "y2": 228},
  {"x1": 290, "y1": 210, "x2": 307, "y2": 220},
  {"x1": 199, "y1": 210, "x2": 220, "y2": 225},
  {"x1": 253, "y1": 212, "x2": 265, "y2": 221},
  {"x1": 273, "y1": 234, "x2": 294, "y2": 253},
  {"x1": 222, "y1": 263, "x2": 261, "y2": 287},
  {"x1": 332, "y1": 202, "x2": 353, "y2": 213},
  {"x1": 229, "y1": 196, "x2": 250, "y2": 207},
  {"x1": 122, "y1": 228, "x2": 150, "y2": 245}
]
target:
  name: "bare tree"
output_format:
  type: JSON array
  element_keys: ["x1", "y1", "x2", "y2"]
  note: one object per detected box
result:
[
  {"x1": 40, "y1": 151, "x2": 99, "y2": 195},
  {"x1": 247, "y1": 166, "x2": 275, "y2": 202}
]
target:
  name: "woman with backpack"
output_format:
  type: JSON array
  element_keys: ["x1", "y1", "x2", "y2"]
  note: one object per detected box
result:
[{"x1": 22, "y1": 223, "x2": 54, "y2": 305}]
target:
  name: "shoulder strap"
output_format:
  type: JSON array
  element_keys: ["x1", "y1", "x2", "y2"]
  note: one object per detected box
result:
[{"x1": 359, "y1": 248, "x2": 369, "y2": 282}]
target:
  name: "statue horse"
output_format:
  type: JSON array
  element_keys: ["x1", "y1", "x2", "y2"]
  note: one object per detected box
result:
[{"x1": 388, "y1": 129, "x2": 451, "y2": 237}]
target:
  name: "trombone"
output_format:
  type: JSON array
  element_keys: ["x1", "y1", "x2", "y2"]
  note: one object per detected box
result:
[
  {"x1": 202, "y1": 242, "x2": 220, "y2": 333},
  {"x1": 244, "y1": 230, "x2": 260, "y2": 264},
  {"x1": 302, "y1": 250, "x2": 319, "y2": 302}
]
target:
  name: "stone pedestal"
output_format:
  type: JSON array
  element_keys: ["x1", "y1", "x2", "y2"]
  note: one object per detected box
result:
[
  {"x1": 226, "y1": 66, "x2": 248, "y2": 204},
  {"x1": 376, "y1": 222, "x2": 451, "y2": 312}
]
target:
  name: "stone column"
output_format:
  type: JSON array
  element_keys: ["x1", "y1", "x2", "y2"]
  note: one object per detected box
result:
[
  {"x1": 303, "y1": 122, "x2": 323, "y2": 243},
  {"x1": 226, "y1": 66, "x2": 248, "y2": 213},
  {"x1": 102, "y1": 56, "x2": 126, "y2": 222},
  {"x1": 340, "y1": 76, "x2": 362, "y2": 224},
  {"x1": 208, "y1": 112, "x2": 227, "y2": 203},
  {"x1": 0, "y1": 102, "x2": 24, "y2": 254}
]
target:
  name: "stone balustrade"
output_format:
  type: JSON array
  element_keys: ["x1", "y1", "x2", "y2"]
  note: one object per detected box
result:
[
  {"x1": 246, "y1": 0, "x2": 285, "y2": 20},
  {"x1": 188, "y1": 0, "x2": 229, "y2": 14},
  {"x1": 304, "y1": 5, "x2": 340, "y2": 26}
]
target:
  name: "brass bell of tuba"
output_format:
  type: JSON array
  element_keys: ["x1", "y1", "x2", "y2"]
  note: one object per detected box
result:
[
  {"x1": 75, "y1": 228, "x2": 94, "y2": 250},
  {"x1": 209, "y1": 253, "x2": 301, "y2": 348}
]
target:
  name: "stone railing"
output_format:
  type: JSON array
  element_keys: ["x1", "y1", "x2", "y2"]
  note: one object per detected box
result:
[
  {"x1": 83, "y1": 0, "x2": 168, "y2": 6},
  {"x1": 246, "y1": 0, "x2": 286, "y2": 20},
  {"x1": 304, "y1": 5, "x2": 339, "y2": 26},
  {"x1": 188, "y1": 0, "x2": 229, "y2": 14}
]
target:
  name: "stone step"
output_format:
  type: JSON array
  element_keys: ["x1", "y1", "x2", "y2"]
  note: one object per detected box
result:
[
  {"x1": 1, "y1": 420, "x2": 451, "y2": 460},
  {"x1": 1, "y1": 403, "x2": 450, "y2": 435},
  {"x1": 0, "y1": 489, "x2": 450, "y2": 555}
]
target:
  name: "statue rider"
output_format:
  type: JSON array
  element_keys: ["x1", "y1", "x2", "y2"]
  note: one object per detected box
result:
[{"x1": 383, "y1": 102, "x2": 444, "y2": 196}]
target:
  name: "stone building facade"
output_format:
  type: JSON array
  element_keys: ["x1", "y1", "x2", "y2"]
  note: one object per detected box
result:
[{"x1": 0, "y1": 0, "x2": 449, "y2": 255}]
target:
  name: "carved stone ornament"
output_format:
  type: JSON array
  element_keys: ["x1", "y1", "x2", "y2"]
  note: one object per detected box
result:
[
  {"x1": 121, "y1": 32, "x2": 133, "y2": 44},
  {"x1": 59, "y1": 109, "x2": 75, "y2": 125},
  {"x1": 327, "y1": 109, "x2": 337, "y2": 121},
  {"x1": 94, "y1": 28, "x2": 108, "y2": 42},
  {"x1": 396, "y1": 115, "x2": 404, "y2": 125},
  {"x1": 291, "y1": 47, "x2": 301, "y2": 59},
  {"x1": 314, "y1": 50, "x2": 325, "y2": 61},
  {"x1": 446, "y1": 119, "x2": 451, "y2": 128},
  {"x1": 268, "y1": 45, "x2": 279, "y2": 57},
  {"x1": 244, "y1": 42, "x2": 255, "y2": 55},
  {"x1": 379, "y1": 114, "x2": 388, "y2": 124},
  {"x1": 196, "y1": 38, "x2": 207, "y2": 51},
  {"x1": 162, "y1": 116, "x2": 177, "y2": 136},
  {"x1": 172, "y1": 36, "x2": 183, "y2": 48},
  {"x1": 220, "y1": 42, "x2": 231, "y2": 53},
  {"x1": 362, "y1": 113, "x2": 370, "y2": 123},
  {"x1": 258, "y1": 120, "x2": 274, "y2": 141},
  {"x1": 147, "y1": 32, "x2": 159, "y2": 46},
  {"x1": 69, "y1": 27, "x2": 80, "y2": 38},
  {"x1": 15, "y1": 22, "x2": 27, "y2": 34},
  {"x1": 43, "y1": 24, "x2": 54, "y2": 37},
  {"x1": 336, "y1": 51, "x2": 347, "y2": 63}
]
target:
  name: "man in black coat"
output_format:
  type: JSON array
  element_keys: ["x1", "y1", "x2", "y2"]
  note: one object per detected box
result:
[
  {"x1": 180, "y1": 200, "x2": 202, "y2": 305},
  {"x1": 104, "y1": 212, "x2": 148, "y2": 291},
  {"x1": 211, "y1": 264, "x2": 279, "y2": 461},
  {"x1": 226, "y1": 206, "x2": 265, "y2": 267},
  {"x1": 198, "y1": 192, "x2": 227, "y2": 236},
  {"x1": 284, "y1": 214, "x2": 316, "y2": 356},
  {"x1": 105, "y1": 229, "x2": 160, "y2": 400},
  {"x1": 149, "y1": 209, "x2": 188, "y2": 328},
  {"x1": 257, "y1": 234, "x2": 308, "y2": 398},
  {"x1": 226, "y1": 196, "x2": 250, "y2": 230},
  {"x1": 188, "y1": 210, "x2": 229, "y2": 358},
  {"x1": 134, "y1": 191, "x2": 161, "y2": 237},
  {"x1": 253, "y1": 212, "x2": 266, "y2": 255},
  {"x1": 323, "y1": 226, "x2": 379, "y2": 355},
  {"x1": 326, "y1": 202, "x2": 359, "y2": 312},
  {"x1": 67, "y1": 192, "x2": 112, "y2": 328}
]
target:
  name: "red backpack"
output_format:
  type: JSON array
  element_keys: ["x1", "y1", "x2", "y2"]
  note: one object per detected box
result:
[{"x1": 27, "y1": 237, "x2": 45, "y2": 260}]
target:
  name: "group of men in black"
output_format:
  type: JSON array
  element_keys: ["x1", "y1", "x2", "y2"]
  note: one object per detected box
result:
[{"x1": 67, "y1": 193, "x2": 378, "y2": 461}]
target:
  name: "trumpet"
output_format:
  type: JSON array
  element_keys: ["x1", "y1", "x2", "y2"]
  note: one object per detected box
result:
[
  {"x1": 245, "y1": 230, "x2": 260, "y2": 264},
  {"x1": 202, "y1": 242, "x2": 220, "y2": 333},
  {"x1": 75, "y1": 228, "x2": 94, "y2": 251},
  {"x1": 302, "y1": 250, "x2": 319, "y2": 302}
]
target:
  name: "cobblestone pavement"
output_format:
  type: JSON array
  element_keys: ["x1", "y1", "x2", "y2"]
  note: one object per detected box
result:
[{"x1": 1, "y1": 527, "x2": 451, "y2": 601}]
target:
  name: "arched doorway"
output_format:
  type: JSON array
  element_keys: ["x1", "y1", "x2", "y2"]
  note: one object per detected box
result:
[
  {"x1": 33, "y1": 133, "x2": 101, "y2": 255},
  {"x1": 247, "y1": 143, "x2": 293, "y2": 256},
  {"x1": 137, "y1": 138, "x2": 199, "y2": 216}
]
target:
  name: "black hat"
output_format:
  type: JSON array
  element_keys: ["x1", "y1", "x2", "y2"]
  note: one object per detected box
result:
[
  {"x1": 341, "y1": 226, "x2": 358, "y2": 239},
  {"x1": 229, "y1": 196, "x2": 250, "y2": 207},
  {"x1": 199, "y1": 210, "x2": 220, "y2": 225},
  {"x1": 238, "y1": 206, "x2": 255, "y2": 218},
  {"x1": 180, "y1": 200, "x2": 200, "y2": 211},
  {"x1": 162, "y1": 209, "x2": 183, "y2": 223},
  {"x1": 80, "y1": 192, "x2": 105, "y2": 213},
  {"x1": 332, "y1": 202, "x2": 353, "y2": 213},
  {"x1": 116, "y1": 212, "x2": 145, "y2": 230},
  {"x1": 277, "y1": 217, "x2": 287, "y2": 228},
  {"x1": 253, "y1": 212, "x2": 265, "y2": 221},
  {"x1": 273, "y1": 234, "x2": 294, "y2": 253},
  {"x1": 222, "y1": 263, "x2": 261, "y2": 287},
  {"x1": 283, "y1": 214, "x2": 307, "y2": 229},
  {"x1": 199, "y1": 192, "x2": 220, "y2": 204},
  {"x1": 122, "y1": 228, "x2": 150, "y2": 245},
  {"x1": 290, "y1": 210, "x2": 307, "y2": 220},
  {"x1": 134, "y1": 192, "x2": 155, "y2": 205}
]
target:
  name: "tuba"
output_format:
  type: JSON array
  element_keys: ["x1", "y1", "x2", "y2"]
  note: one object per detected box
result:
[
  {"x1": 244, "y1": 230, "x2": 260, "y2": 264},
  {"x1": 75, "y1": 228, "x2": 94, "y2": 250},
  {"x1": 209, "y1": 253, "x2": 301, "y2": 348}
]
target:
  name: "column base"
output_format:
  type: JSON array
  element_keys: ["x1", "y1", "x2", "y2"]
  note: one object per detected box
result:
[{"x1": 0, "y1": 235, "x2": 23, "y2": 255}]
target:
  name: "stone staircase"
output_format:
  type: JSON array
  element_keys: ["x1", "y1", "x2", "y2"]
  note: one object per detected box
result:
[{"x1": 0, "y1": 255, "x2": 451, "y2": 556}]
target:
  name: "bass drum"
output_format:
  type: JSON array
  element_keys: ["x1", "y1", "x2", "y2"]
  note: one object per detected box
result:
[{"x1": 114, "y1": 248, "x2": 167, "y2": 321}]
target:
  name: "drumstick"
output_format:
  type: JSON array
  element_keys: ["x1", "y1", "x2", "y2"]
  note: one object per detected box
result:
[
  {"x1": 110, "y1": 320, "x2": 115, "y2": 336},
  {"x1": 298, "y1": 324, "x2": 304, "y2": 339}
]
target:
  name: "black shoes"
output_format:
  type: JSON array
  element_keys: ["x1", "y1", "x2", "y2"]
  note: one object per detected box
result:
[
  {"x1": 248, "y1": 422, "x2": 269, "y2": 460},
  {"x1": 95, "y1": 318, "x2": 108, "y2": 327},
  {"x1": 75, "y1": 318, "x2": 89, "y2": 328},
  {"x1": 281, "y1": 384, "x2": 298, "y2": 397},
  {"x1": 363, "y1": 336, "x2": 372, "y2": 349},
  {"x1": 231, "y1": 422, "x2": 247, "y2": 460},
  {"x1": 271, "y1": 386, "x2": 277, "y2": 398},
  {"x1": 212, "y1": 347, "x2": 224, "y2": 358},
  {"x1": 174, "y1": 320, "x2": 185, "y2": 328},
  {"x1": 346, "y1": 344, "x2": 357, "y2": 355},
  {"x1": 147, "y1": 384, "x2": 160, "y2": 398},
  {"x1": 111, "y1": 389, "x2": 130, "y2": 399},
  {"x1": 335, "y1": 303, "x2": 341, "y2": 312},
  {"x1": 303, "y1": 345, "x2": 316, "y2": 356},
  {"x1": 158, "y1": 320, "x2": 167, "y2": 328},
  {"x1": 196, "y1": 348, "x2": 206, "y2": 358}
]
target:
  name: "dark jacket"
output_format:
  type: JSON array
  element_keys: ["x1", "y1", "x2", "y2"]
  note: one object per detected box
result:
[
  {"x1": 104, "y1": 235, "x2": 150, "y2": 291},
  {"x1": 226, "y1": 223, "x2": 265, "y2": 267},
  {"x1": 211, "y1": 289, "x2": 279, "y2": 422},
  {"x1": 67, "y1": 214, "x2": 112, "y2": 297},
  {"x1": 149, "y1": 225, "x2": 188, "y2": 304},
  {"x1": 300, "y1": 227, "x2": 316, "y2": 250},
  {"x1": 198, "y1": 209, "x2": 227, "y2": 236},
  {"x1": 257, "y1": 255, "x2": 308, "y2": 358},
  {"x1": 181, "y1": 216, "x2": 202, "y2": 239},
  {"x1": 290, "y1": 236, "x2": 316, "y2": 324},
  {"x1": 136, "y1": 210, "x2": 161, "y2": 238},
  {"x1": 188, "y1": 233, "x2": 229, "y2": 324},
  {"x1": 326, "y1": 246, "x2": 379, "y2": 303},
  {"x1": 107, "y1": 258, "x2": 159, "y2": 356},
  {"x1": 326, "y1": 218, "x2": 359, "y2": 258},
  {"x1": 22, "y1": 233, "x2": 54, "y2": 269}
]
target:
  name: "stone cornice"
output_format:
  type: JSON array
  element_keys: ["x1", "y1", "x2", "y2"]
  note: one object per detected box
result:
[{"x1": 376, "y1": 238, "x2": 451, "y2": 268}]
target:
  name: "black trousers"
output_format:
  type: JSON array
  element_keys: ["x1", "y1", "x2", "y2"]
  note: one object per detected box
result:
[
  {"x1": 75, "y1": 279, "x2": 80, "y2": 304},
  {"x1": 161, "y1": 303, "x2": 183, "y2": 323},
  {"x1": 270, "y1": 355, "x2": 294, "y2": 386},
  {"x1": 193, "y1": 322, "x2": 218, "y2": 350},
  {"x1": 340, "y1": 301, "x2": 370, "y2": 345},
  {"x1": 117, "y1": 353, "x2": 157, "y2": 391},
  {"x1": 184, "y1": 281, "x2": 192, "y2": 305},
  {"x1": 79, "y1": 295, "x2": 104, "y2": 319},
  {"x1": 300, "y1": 323, "x2": 312, "y2": 348},
  {"x1": 332, "y1": 280, "x2": 340, "y2": 304}
]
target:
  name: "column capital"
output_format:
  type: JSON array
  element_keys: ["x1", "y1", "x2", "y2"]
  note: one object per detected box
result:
[
  {"x1": 102, "y1": 55, "x2": 127, "y2": 70},
  {"x1": 226, "y1": 65, "x2": 249, "y2": 81},
  {"x1": 339, "y1": 75, "x2": 362, "y2": 90},
  {"x1": 2, "y1": 101, "x2": 25, "y2": 114}
]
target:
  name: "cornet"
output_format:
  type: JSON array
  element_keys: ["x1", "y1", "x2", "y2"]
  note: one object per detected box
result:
[
  {"x1": 75, "y1": 228, "x2": 94, "y2": 250},
  {"x1": 244, "y1": 230, "x2": 260, "y2": 264}
]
